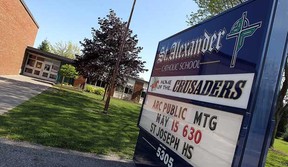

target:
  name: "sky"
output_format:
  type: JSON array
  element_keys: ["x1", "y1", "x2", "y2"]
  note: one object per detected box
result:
[{"x1": 24, "y1": 0, "x2": 198, "y2": 81}]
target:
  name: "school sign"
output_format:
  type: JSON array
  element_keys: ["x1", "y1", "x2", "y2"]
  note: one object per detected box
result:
[{"x1": 133, "y1": 0, "x2": 288, "y2": 167}]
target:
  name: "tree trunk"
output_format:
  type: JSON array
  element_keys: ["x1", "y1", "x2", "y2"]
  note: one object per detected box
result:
[
  {"x1": 61, "y1": 76, "x2": 65, "y2": 86},
  {"x1": 271, "y1": 104, "x2": 288, "y2": 147},
  {"x1": 102, "y1": 84, "x2": 109, "y2": 101}
]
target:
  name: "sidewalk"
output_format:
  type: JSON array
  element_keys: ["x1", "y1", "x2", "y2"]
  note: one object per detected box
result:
[
  {"x1": 0, "y1": 138, "x2": 135, "y2": 167},
  {"x1": 0, "y1": 75, "x2": 52, "y2": 114}
]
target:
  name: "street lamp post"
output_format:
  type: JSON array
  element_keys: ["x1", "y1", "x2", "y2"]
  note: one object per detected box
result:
[{"x1": 104, "y1": 0, "x2": 137, "y2": 113}]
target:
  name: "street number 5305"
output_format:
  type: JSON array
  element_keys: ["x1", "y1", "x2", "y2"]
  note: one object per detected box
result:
[{"x1": 156, "y1": 146, "x2": 174, "y2": 167}]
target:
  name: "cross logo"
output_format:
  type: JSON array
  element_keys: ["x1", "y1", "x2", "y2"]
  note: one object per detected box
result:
[{"x1": 226, "y1": 12, "x2": 262, "y2": 68}]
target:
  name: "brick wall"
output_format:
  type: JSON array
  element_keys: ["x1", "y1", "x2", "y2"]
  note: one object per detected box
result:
[
  {"x1": 0, "y1": 0, "x2": 38, "y2": 75},
  {"x1": 73, "y1": 75, "x2": 87, "y2": 89}
]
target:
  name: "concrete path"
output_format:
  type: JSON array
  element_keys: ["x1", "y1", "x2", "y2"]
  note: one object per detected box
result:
[
  {"x1": 0, "y1": 75, "x2": 52, "y2": 114},
  {"x1": 0, "y1": 138, "x2": 135, "y2": 167}
]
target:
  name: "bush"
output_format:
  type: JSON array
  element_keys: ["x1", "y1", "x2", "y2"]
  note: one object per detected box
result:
[
  {"x1": 94, "y1": 87, "x2": 105, "y2": 95},
  {"x1": 85, "y1": 85, "x2": 96, "y2": 93},
  {"x1": 85, "y1": 85, "x2": 105, "y2": 95},
  {"x1": 283, "y1": 126, "x2": 288, "y2": 142}
]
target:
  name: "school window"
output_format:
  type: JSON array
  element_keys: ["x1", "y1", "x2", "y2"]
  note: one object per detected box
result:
[
  {"x1": 141, "y1": 91, "x2": 146, "y2": 98},
  {"x1": 124, "y1": 87, "x2": 133, "y2": 94}
]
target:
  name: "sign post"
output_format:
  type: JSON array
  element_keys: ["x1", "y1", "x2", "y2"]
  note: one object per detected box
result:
[{"x1": 133, "y1": 0, "x2": 288, "y2": 166}]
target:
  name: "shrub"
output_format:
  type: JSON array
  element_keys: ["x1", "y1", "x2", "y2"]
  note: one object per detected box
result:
[
  {"x1": 85, "y1": 85, "x2": 96, "y2": 93},
  {"x1": 85, "y1": 85, "x2": 105, "y2": 95},
  {"x1": 94, "y1": 87, "x2": 105, "y2": 95}
]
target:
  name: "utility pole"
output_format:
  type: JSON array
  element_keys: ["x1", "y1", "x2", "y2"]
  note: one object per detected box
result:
[{"x1": 103, "y1": 0, "x2": 137, "y2": 113}]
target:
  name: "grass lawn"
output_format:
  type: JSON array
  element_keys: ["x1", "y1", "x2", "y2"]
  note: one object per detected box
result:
[
  {"x1": 0, "y1": 86, "x2": 141, "y2": 159},
  {"x1": 266, "y1": 138, "x2": 288, "y2": 167}
]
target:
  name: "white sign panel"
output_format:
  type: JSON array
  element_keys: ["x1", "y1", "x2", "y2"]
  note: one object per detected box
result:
[
  {"x1": 139, "y1": 94, "x2": 243, "y2": 167},
  {"x1": 148, "y1": 73, "x2": 254, "y2": 109}
]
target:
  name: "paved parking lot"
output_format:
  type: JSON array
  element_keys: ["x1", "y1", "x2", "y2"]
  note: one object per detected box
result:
[{"x1": 0, "y1": 138, "x2": 135, "y2": 167}]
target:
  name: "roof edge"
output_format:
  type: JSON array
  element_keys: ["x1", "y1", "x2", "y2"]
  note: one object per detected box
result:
[
  {"x1": 20, "y1": 0, "x2": 39, "y2": 28},
  {"x1": 128, "y1": 75, "x2": 149, "y2": 83},
  {"x1": 26, "y1": 46, "x2": 75, "y2": 64}
]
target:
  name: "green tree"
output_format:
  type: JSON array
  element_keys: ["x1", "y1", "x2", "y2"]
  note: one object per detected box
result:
[
  {"x1": 76, "y1": 10, "x2": 147, "y2": 100},
  {"x1": 187, "y1": 0, "x2": 287, "y2": 147},
  {"x1": 277, "y1": 107, "x2": 288, "y2": 137},
  {"x1": 51, "y1": 41, "x2": 81, "y2": 59},
  {"x1": 59, "y1": 64, "x2": 78, "y2": 85},
  {"x1": 187, "y1": 0, "x2": 245, "y2": 26},
  {"x1": 38, "y1": 39, "x2": 51, "y2": 52},
  {"x1": 272, "y1": 60, "x2": 288, "y2": 146}
]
